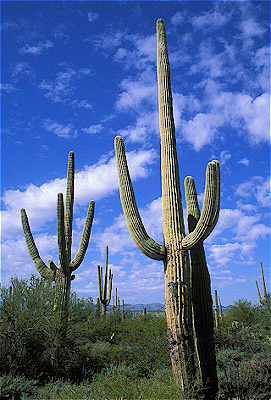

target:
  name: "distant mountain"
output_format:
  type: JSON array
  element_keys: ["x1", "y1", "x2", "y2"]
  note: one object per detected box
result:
[{"x1": 107, "y1": 303, "x2": 231, "y2": 313}]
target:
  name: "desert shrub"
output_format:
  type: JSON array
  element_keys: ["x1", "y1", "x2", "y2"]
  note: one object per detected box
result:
[
  {"x1": 215, "y1": 298, "x2": 271, "y2": 400},
  {"x1": 0, "y1": 375, "x2": 38, "y2": 400},
  {"x1": 217, "y1": 349, "x2": 271, "y2": 400}
]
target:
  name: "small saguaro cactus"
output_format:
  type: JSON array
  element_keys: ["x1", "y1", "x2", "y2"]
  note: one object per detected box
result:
[
  {"x1": 114, "y1": 19, "x2": 220, "y2": 397},
  {"x1": 21, "y1": 151, "x2": 94, "y2": 335},
  {"x1": 214, "y1": 289, "x2": 220, "y2": 329},
  {"x1": 98, "y1": 246, "x2": 113, "y2": 315},
  {"x1": 255, "y1": 261, "x2": 268, "y2": 305}
]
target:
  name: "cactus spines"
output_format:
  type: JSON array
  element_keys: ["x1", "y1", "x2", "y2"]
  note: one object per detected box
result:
[
  {"x1": 21, "y1": 151, "x2": 95, "y2": 331},
  {"x1": 98, "y1": 246, "x2": 113, "y2": 315},
  {"x1": 114, "y1": 19, "x2": 220, "y2": 396}
]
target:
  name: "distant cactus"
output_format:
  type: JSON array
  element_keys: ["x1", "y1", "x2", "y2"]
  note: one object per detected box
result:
[
  {"x1": 214, "y1": 289, "x2": 220, "y2": 329},
  {"x1": 114, "y1": 19, "x2": 220, "y2": 398},
  {"x1": 98, "y1": 246, "x2": 113, "y2": 315},
  {"x1": 21, "y1": 151, "x2": 94, "y2": 336},
  {"x1": 255, "y1": 261, "x2": 268, "y2": 306}
]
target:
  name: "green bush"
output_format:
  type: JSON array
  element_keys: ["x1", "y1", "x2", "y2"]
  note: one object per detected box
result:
[{"x1": 0, "y1": 375, "x2": 38, "y2": 400}]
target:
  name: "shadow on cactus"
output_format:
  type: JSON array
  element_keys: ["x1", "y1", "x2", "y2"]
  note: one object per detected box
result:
[
  {"x1": 21, "y1": 151, "x2": 95, "y2": 339},
  {"x1": 114, "y1": 19, "x2": 220, "y2": 399}
]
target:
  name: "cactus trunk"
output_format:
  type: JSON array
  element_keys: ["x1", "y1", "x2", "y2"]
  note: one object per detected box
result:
[{"x1": 157, "y1": 19, "x2": 195, "y2": 388}]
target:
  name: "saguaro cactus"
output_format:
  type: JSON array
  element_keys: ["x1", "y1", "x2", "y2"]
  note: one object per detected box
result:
[
  {"x1": 114, "y1": 19, "x2": 220, "y2": 396},
  {"x1": 21, "y1": 151, "x2": 94, "y2": 335},
  {"x1": 98, "y1": 246, "x2": 113, "y2": 314}
]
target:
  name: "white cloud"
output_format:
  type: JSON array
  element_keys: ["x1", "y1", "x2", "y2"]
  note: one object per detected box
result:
[
  {"x1": 170, "y1": 11, "x2": 186, "y2": 26},
  {"x1": 82, "y1": 124, "x2": 103, "y2": 135},
  {"x1": 209, "y1": 242, "x2": 255, "y2": 267},
  {"x1": 39, "y1": 67, "x2": 92, "y2": 108},
  {"x1": 235, "y1": 176, "x2": 271, "y2": 208},
  {"x1": 218, "y1": 150, "x2": 231, "y2": 166},
  {"x1": 238, "y1": 158, "x2": 250, "y2": 166},
  {"x1": 239, "y1": 18, "x2": 267, "y2": 38},
  {"x1": 87, "y1": 12, "x2": 98, "y2": 22},
  {"x1": 0, "y1": 83, "x2": 16, "y2": 92},
  {"x1": 19, "y1": 40, "x2": 53, "y2": 55},
  {"x1": 191, "y1": 9, "x2": 229, "y2": 29},
  {"x1": 43, "y1": 119, "x2": 78, "y2": 138},
  {"x1": 116, "y1": 69, "x2": 157, "y2": 112},
  {"x1": 180, "y1": 112, "x2": 223, "y2": 151},
  {"x1": 117, "y1": 110, "x2": 159, "y2": 143},
  {"x1": 180, "y1": 90, "x2": 270, "y2": 150},
  {"x1": 1, "y1": 148, "x2": 157, "y2": 239},
  {"x1": 11, "y1": 61, "x2": 32, "y2": 77}
]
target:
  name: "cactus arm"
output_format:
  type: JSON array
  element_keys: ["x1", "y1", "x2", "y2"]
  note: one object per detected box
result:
[
  {"x1": 57, "y1": 193, "x2": 69, "y2": 275},
  {"x1": 182, "y1": 160, "x2": 220, "y2": 250},
  {"x1": 260, "y1": 262, "x2": 267, "y2": 300},
  {"x1": 21, "y1": 208, "x2": 55, "y2": 280},
  {"x1": 114, "y1": 136, "x2": 166, "y2": 261},
  {"x1": 65, "y1": 151, "x2": 74, "y2": 261},
  {"x1": 255, "y1": 280, "x2": 263, "y2": 303},
  {"x1": 70, "y1": 201, "x2": 95, "y2": 271}
]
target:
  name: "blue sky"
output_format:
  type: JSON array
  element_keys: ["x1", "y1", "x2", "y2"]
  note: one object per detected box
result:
[{"x1": 1, "y1": 1, "x2": 270, "y2": 306}]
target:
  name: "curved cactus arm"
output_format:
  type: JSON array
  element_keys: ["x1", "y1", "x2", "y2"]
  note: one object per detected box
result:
[
  {"x1": 21, "y1": 208, "x2": 55, "y2": 280},
  {"x1": 57, "y1": 193, "x2": 69, "y2": 275},
  {"x1": 182, "y1": 160, "x2": 220, "y2": 250},
  {"x1": 114, "y1": 136, "x2": 166, "y2": 261},
  {"x1": 65, "y1": 151, "x2": 74, "y2": 260},
  {"x1": 70, "y1": 201, "x2": 95, "y2": 271}
]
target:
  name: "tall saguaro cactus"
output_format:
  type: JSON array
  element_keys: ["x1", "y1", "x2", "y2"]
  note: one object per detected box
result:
[
  {"x1": 98, "y1": 246, "x2": 113, "y2": 314},
  {"x1": 21, "y1": 151, "x2": 95, "y2": 335},
  {"x1": 114, "y1": 19, "x2": 220, "y2": 397}
]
